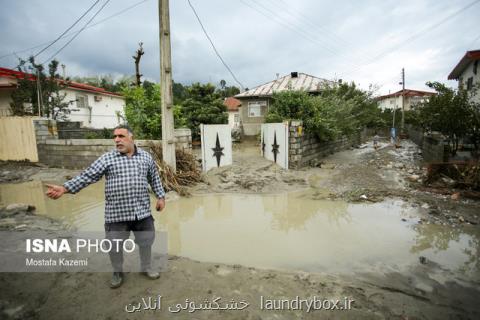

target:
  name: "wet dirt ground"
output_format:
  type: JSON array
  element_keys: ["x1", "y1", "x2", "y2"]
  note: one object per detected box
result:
[{"x1": 0, "y1": 138, "x2": 479, "y2": 319}]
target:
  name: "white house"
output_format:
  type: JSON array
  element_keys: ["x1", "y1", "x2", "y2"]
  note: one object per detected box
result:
[
  {"x1": 223, "y1": 96, "x2": 241, "y2": 129},
  {"x1": 448, "y1": 49, "x2": 480, "y2": 104},
  {"x1": 0, "y1": 67, "x2": 125, "y2": 128},
  {"x1": 376, "y1": 89, "x2": 435, "y2": 111}
]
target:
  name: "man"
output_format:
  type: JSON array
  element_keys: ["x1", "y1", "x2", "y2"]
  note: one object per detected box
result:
[{"x1": 46, "y1": 124, "x2": 166, "y2": 289}]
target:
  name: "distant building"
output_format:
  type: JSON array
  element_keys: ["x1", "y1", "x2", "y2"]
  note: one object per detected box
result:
[
  {"x1": 223, "y1": 97, "x2": 241, "y2": 129},
  {"x1": 448, "y1": 49, "x2": 480, "y2": 103},
  {"x1": 234, "y1": 72, "x2": 333, "y2": 136},
  {"x1": 376, "y1": 89, "x2": 435, "y2": 111},
  {"x1": 0, "y1": 67, "x2": 125, "y2": 128}
]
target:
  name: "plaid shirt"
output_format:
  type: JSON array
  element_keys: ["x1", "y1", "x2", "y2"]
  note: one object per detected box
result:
[{"x1": 63, "y1": 146, "x2": 165, "y2": 223}]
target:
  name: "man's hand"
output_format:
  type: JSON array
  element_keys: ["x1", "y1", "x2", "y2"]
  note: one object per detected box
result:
[
  {"x1": 156, "y1": 197, "x2": 165, "y2": 212},
  {"x1": 46, "y1": 184, "x2": 67, "y2": 200}
]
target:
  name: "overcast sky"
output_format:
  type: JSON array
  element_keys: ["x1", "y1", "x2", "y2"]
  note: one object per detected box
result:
[{"x1": 1, "y1": 0, "x2": 479, "y2": 95}]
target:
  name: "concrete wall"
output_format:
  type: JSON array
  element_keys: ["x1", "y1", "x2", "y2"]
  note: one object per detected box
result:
[
  {"x1": 33, "y1": 119, "x2": 192, "y2": 169},
  {"x1": 288, "y1": 120, "x2": 366, "y2": 169}
]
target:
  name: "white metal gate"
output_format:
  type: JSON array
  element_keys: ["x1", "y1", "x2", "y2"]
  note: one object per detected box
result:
[
  {"x1": 261, "y1": 122, "x2": 289, "y2": 169},
  {"x1": 200, "y1": 124, "x2": 232, "y2": 171}
]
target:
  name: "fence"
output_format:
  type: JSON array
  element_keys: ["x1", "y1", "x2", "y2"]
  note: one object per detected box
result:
[{"x1": 0, "y1": 116, "x2": 39, "y2": 162}]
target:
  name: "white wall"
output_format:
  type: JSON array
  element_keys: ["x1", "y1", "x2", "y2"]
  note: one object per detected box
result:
[
  {"x1": 61, "y1": 89, "x2": 125, "y2": 128},
  {"x1": 377, "y1": 95, "x2": 430, "y2": 111},
  {"x1": 459, "y1": 61, "x2": 480, "y2": 104},
  {"x1": 228, "y1": 111, "x2": 239, "y2": 128}
]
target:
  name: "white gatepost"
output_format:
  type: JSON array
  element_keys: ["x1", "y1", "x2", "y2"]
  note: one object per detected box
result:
[
  {"x1": 260, "y1": 122, "x2": 289, "y2": 169},
  {"x1": 200, "y1": 124, "x2": 232, "y2": 171}
]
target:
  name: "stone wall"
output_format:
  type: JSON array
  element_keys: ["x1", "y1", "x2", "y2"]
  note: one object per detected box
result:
[
  {"x1": 422, "y1": 132, "x2": 449, "y2": 163},
  {"x1": 405, "y1": 124, "x2": 424, "y2": 147},
  {"x1": 288, "y1": 120, "x2": 366, "y2": 169}
]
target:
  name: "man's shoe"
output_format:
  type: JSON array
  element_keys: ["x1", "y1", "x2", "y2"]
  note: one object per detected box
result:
[
  {"x1": 110, "y1": 272, "x2": 124, "y2": 289},
  {"x1": 142, "y1": 270, "x2": 160, "y2": 280}
]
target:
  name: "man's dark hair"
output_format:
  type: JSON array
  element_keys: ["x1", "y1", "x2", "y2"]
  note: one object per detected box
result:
[{"x1": 114, "y1": 124, "x2": 134, "y2": 136}]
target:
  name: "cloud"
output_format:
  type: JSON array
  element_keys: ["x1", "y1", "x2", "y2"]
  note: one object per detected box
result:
[{"x1": 1, "y1": 0, "x2": 478, "y2": 94}]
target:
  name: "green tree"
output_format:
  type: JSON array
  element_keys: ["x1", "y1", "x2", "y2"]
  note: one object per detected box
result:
[
  {"x1": 266, "y1": 82, "x2": 383, "y2": 141},
  {"x1": 216, "y1": 80, "x2": 240, "y2": 98},
  {"x1": 10, "y1": 57, "x2": 74, "y2": 120},
  {"x1": 416, "y1": 81, "x2": 476, "y2": 155},
  {"x1": 122, "y1": 83, "x2": 186, "y2": 139},
  {"x1": 181, "y1": 83, "x2": 228, "y2": 139}
]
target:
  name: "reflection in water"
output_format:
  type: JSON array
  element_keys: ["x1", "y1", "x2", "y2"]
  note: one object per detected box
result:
[
  {"x1": 411, "y1": 224, "x2": 480, "y2": 278},
  {"x1": 0, "y1": 181, "x2": 478, "y2": 277}
]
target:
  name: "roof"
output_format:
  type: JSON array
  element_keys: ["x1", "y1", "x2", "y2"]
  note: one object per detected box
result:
[
  {"x1": 448, "y1": 50, "x2": 480, "y2": 80},
  {"x1": 376, "y1": 89, "x2": 436, "y2": 100},
  {"x1": 0, "y1": 67, "x2": 123, "y2": 97},
  {"x1": 235, "y1": 72, "x2": 334, "y2": 98},
  {"x1": 223, "y1": 97, "x2": 241, "y2": 111}
]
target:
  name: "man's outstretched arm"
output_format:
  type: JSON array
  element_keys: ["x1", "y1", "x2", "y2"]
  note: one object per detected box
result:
[{"x1": 46, "y1": 156, "x2": 107, "y2": 200}]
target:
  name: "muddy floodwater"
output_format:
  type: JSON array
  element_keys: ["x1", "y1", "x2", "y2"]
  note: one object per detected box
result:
[{"x1": 1, "y1": 180, "x2": 479, "y2": 281}]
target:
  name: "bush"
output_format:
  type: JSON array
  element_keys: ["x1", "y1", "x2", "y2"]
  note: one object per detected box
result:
[{"x1": 266, "y1": 82, "x2": 383, "y2": 141}]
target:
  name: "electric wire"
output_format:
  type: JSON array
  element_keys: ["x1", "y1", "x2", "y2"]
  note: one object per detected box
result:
[
  {"x1": 42, "y1": 0, "x2": 111, "y2": 64},
  {"x1": 33, "y1": 0, "x2": 101, "y2": 59},
  {"x1": 186, "y1": 0, "x2": 245, "y2": 89},
  {"x1": 0, "y1": 0, "x2": 150, "y2": 62}
]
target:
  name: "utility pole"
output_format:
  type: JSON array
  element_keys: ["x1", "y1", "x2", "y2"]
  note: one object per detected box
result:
[
  {"x1": 400, "y1": 67, "x2": 405, "y2": 135},
  {"x1": 159, "y1": 0, "x2": 176, "y2": 172}
]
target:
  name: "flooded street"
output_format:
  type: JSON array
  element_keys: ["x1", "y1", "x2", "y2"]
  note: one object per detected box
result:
[
  {"x1": 1, "y1": 140, "x2": 480, "y2": 319},
  {"x1": 1, "y1": 181, "x2": 478, "y2": 282}
]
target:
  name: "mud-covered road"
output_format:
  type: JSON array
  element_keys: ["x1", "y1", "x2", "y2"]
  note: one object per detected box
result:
[{"x1": 0, "y1": 137, "x2": 479, "y2": 320}]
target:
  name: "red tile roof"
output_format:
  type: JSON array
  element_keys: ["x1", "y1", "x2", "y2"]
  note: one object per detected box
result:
[
  {"x1": 0, "y1": 67, "x2": 123, "y2": 97},
  {"x1": 223, "y1": 97, "x2": 241, "y2": 111},
  {"x1": 448, "y1": 50, "x2": 480, "y2": 80},
  {"x1": 376, "y1": 89, "x2": 436, "y2": 100}
]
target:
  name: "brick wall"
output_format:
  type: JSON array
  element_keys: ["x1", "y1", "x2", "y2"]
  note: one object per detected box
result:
[{"x1": 288, "y1": 120, "x2": 366, "y2": 169}]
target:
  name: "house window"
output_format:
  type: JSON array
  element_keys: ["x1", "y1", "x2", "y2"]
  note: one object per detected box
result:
[
  {"x1": 467, "y1": 77, "x2": 473, "y2": 90},
  {"x1": 234, "y1": 113, "x2": 240, "y2": 123},
  {"x1": 248, "y1": 101, "x2": 267, "y2": 117},
  {"x1": 76, "y1": 94, "x2": 88, "y2": 108}
]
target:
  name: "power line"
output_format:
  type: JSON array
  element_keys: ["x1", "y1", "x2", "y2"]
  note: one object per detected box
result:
[
  {"x1": 186, "y1": 0, "x2": 244, "y2": 89},
  {"x1": 338, "y1": 0, "x2": 480, "y2": 78},
  {"x1": 0, "y1": 0, "x2": 150, "y2": 62},
  {"x1": 238, "y1": 0, "x2": 367, "y2": 72},
  {"x1": 42, "y1": 0, "x2": 111, "y2": 64},
  {"x1": 34, "y1": 0, "x2": 101, "y2": 59}
]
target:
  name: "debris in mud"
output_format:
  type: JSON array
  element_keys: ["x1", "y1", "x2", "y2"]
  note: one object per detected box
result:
[
  {"x1": 149, "y1": 144, "x2": 203, "y2": 196},
  {"x1": 425, "y1": 161, "x2": 480, "y2": 191},
  {"x1": 0, "y1": 203, "x2": 67, "y2": 231}
]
